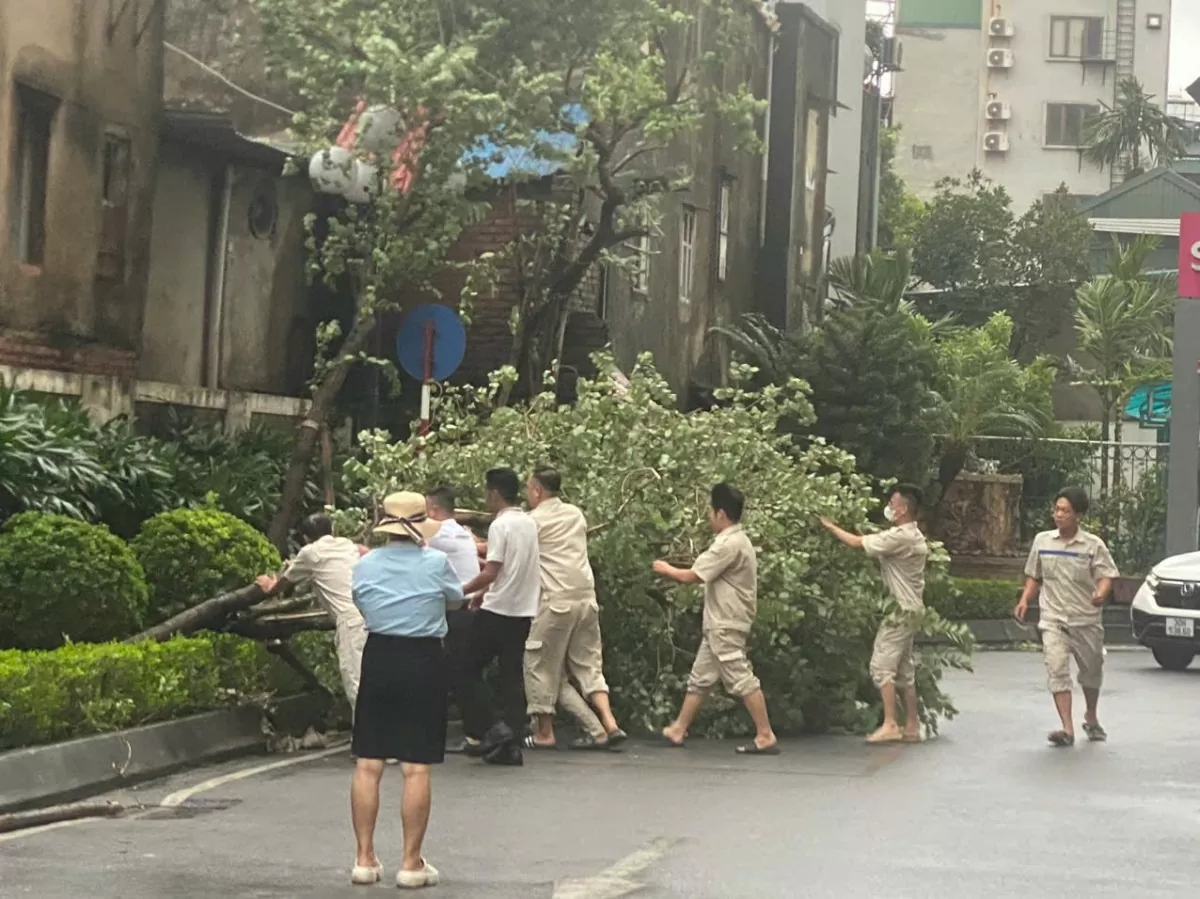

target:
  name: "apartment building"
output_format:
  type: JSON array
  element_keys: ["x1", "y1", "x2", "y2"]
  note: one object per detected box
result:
[{"x1": 891, "y1": 0, "x2": 1172, "y2": 212}]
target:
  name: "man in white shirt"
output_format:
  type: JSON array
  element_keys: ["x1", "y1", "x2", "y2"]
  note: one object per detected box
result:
[
  {"x1": 256, "y1": 514, "x2": 366, "y2": 708},
  {"x1": 459, "y1": 468, "x2": 541, "y2": 766}
]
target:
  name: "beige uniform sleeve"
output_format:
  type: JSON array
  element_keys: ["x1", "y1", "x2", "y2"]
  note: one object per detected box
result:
[
  {"x1": 1023, "y1": 537, "x2": 1044, "y2": 581},
  {"x1": 284, "y1": 544, "x2": 318, "y2": 587},
  {"x1": 1091, "y1": 540, "x2": 1120, "y2": 580},
  {"x1": 862, "y1": 528, "x2": 906, "y2": 559},
  {"x1": 692, "y1": 538, "x2": 736, "y2": 584}
]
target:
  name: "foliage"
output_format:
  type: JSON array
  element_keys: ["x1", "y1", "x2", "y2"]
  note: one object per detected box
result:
[
  {"x1": 1109, "y1": 461, "x2": 1167, "y2": 575},
  {"x1": 910, "y1": 173, "x2": 1091, "y2": 355},
  {"x1": 344, "y1": 355, "x2": 973, "y2": 737},
  {"x1": 290, "y1": 630, "x2": 346, "y2": 699},
  {"x1": 925, "y1": 578, "x2": 1022, "y2": 622},
  {"x1": 1083, "y1": 78, "x2": 1197, "y2": 177},
  {"x1": 133, "y1": 506, "x2": 282, "y2": 623},
  {"x1": 0, "y1": 513, "x2": 149, "y2": 650},
  {"x1": 876, "y1": 127, "x2": 926, "y2": 250},
  {"x1": 932, "y1": 314, "x2": 1056, "y2": 512},
  {"x1": 0, "y1": 634, "x2": 279, "y2": 751}
]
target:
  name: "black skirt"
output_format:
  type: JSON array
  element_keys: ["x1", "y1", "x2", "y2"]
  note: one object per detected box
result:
[{"x1": 352, "y1": 633, "x2": 448, "y2": 764}]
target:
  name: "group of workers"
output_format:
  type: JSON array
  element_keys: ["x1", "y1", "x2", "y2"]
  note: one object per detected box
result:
[{"x1": 257, "y1": 470, "x2": 1118, "y2": 889}]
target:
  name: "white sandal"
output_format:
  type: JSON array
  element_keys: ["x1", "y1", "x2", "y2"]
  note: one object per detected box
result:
[
  {"x1": 396, "y1": 859, "x2": 440, "y2": 889},
  {"x1": 350, "y1": 859, "x2": 383, "y2": 885}
]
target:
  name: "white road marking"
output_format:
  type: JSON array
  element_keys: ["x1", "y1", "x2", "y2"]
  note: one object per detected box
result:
[
  {"x1": 0, "y1": 743, "x2": 349, "y2": 843},
  {"x1": 552, "y1": 837, "x2": 676, "y2": 899}
]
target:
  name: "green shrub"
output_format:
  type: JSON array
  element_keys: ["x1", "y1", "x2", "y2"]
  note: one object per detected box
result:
[
  {"x1": 0, "y1": 634, "x2": 278, "y2": 750},
  {"x1": 926, "y1": 578, "x2": 1021, "y2": 621},
  {"x1": 0, "y1": 513, "x2": 149, "y2": 649},
  {"x1": 133, "y1": 506, "x2": 281, "y2": 623}
]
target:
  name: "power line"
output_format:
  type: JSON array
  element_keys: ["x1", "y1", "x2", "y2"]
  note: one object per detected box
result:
[{"x1": 163, "y1": 41, "x2": 296, "y2": 117}]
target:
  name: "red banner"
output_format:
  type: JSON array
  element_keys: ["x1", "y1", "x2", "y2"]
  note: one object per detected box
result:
[{"x1": 1182, "y1": 213, "x2": 1200, "y2": 299}]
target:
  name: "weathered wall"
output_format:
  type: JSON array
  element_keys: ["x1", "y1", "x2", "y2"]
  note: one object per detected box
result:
[{"x1": 0, "y1": 1, "x2": 164, "y2": 371}]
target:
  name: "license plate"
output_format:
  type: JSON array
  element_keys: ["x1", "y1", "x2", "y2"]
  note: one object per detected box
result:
[{"x1": 1165, "y1": 618, "x2": 1195, "y2": 638}]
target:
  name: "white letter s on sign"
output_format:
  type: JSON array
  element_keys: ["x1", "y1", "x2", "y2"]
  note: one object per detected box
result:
[{"x1": 1192, "y1": 240, "x2": 1200, "y2": 273}]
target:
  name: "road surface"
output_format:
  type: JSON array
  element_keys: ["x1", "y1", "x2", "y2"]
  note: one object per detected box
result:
[{"x1": 2, "y1": 651, "x2": 1197, "y2": 898}]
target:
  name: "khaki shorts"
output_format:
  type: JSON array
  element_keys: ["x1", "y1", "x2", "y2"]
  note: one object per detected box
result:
[
  {"x1": 686, "y1": 629, "x2": 760, "y2": 698},
  {"x1": 336, "y1": 619, "x2": 368, "y2": 708},
  {"x1": 524, "y1": 597, "x2": 609, "y2": 716},
  {"x1": 870, "y1": 617, "x2": 918, "y2": 688},
  {"x1": 1041, "y1": 623, "x2": 1104, "y2": 694}
]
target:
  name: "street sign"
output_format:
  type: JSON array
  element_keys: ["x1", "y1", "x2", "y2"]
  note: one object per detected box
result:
[
  {"x1": 1182, "y1": 213, "x2": 1200, "y2": 299},
  {"x1": 396, "y1": 305, "x2": 467, "y2": 436}
]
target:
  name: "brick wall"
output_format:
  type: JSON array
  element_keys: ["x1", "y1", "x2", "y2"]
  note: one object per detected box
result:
[{"x1": 0, "y1": 333, "x2": 138, "y2": 379}]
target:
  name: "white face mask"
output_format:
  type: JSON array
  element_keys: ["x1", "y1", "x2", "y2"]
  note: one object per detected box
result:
[{"x1": 883, "y1": 505, "x2": 897, "y2": 523}]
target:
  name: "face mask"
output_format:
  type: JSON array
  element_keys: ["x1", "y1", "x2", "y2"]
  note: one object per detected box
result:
[{"x1": 883, "y1": 505, "x2": 897, "y2": 523}]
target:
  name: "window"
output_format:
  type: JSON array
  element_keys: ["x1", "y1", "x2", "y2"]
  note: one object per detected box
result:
[
  {"x1": 912, "y1": 144, "x2": 934, "y2": 160},
  {"x1": 716, "y1": 178, "x2": 731, "y2": 282},
  {"x1": 11, "y1": 84, "x2": 57, "y2": 267},
  {"x1": 1049, "y1": 16, "x2": 1105, "y2": 59},
  {"x1": 679, "y1": 206, "x2": 696, "y2": 305},
  {"x1": 597, "y1": 264, "x2": 612, "y2": 320},
  {"x1": 631, "y1": 232, "x2": 651, "y2": 294},
  {"x1": 1042, "y1": 192, "x2": 1095, "y2": 209},
  {"x1": 97, "y1": 132, "x2": 131, "y2": 280},
  {"x1": 1045, "y1": 103, "x2": 1100, "y2": 147}
]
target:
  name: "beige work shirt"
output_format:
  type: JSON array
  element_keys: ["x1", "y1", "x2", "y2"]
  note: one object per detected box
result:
[
  {"x1": 285, "y1": 535, "x2": 364, "y2": 626},
  {"x1": 529, "y1": 497, "x2": 595, "y2": 600},
  {"x1": 691, "y1": 524, "x2": 758, "y2": 633},
  {"x1": 862, "y1": 522, "x2": 928, "y2": 612},
  {"x1": 1025, "y1": 528, "x2": 1119, "y2": 628}
]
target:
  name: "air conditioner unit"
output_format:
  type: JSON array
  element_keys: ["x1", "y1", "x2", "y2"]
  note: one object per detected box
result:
[
  {"x1": 983, "y1": 132, "x2": 1010, "y2": 153},
  {"x1": 986, "y1": 100, "x2": 1012, "y2": 121},
  {"x1": 987, "y1": 48, "x2": 1014, "y2": 68},
  {"x1": 881, "y1": 36, "x2": 903, "y2": 70},
  {"x1": 989, "y1": 17, "x2": 1015, "y2": 37}
]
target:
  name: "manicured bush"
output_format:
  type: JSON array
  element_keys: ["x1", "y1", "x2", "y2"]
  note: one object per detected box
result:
[
  {"x1": 133, "y1": 506, "x2": 282, "y2": 623},
  {"x1": 925, "y1": 578, "x2": 1022, "y2": 621},
  {"x1": 348, "y1": 355, "x2": 974, "y2": 737},
  {"x1": 0, "y1": 634, "x2": 279, "y2": 750},
  {"x1": 0, "y1": 513, "x2": 149, "y2": 649}
]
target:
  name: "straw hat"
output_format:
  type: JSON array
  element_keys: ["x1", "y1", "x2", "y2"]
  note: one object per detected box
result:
[{"x1": 374, "y1": 492, "x2": 441, "y2": 543}]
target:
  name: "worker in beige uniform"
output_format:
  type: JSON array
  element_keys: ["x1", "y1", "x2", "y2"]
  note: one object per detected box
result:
[
  {"x1": 654, "y1": 483, "x2": 780, "y2": 756},
  {"x1": 1014, "y1": 486, "x2": 1118, "y2": 748},
  {"x1": 522, "y1": 468, "x2": 627, "y2": 751},
  {"x1": 256, "y1": 513, "x2": 367, "y2": 708},
  {"x1": 822, "y1": 484, "x2": 929, "y2": 744}
]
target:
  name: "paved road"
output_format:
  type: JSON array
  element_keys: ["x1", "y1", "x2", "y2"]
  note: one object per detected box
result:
[{"x1": 2, "y1": 651, "x2": 1198, "y2": 898}]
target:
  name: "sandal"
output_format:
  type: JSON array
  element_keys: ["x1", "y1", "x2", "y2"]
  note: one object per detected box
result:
[
  {"x1": 735, "y1": 743, "x2": 781, "y2": 756},
  {"x1": 522, "y1": 735, "x2": 558, "y2": 751},
  {"x1": 1047, "y1": 730, "x2": 1075, "y2": 748},
  {"x1": 568, "y1": 735, "x2": 612, "y2": 751},
  {"x1": 658, "y1": 733, "x2": 686, "y2": 749},
  {"x1": 606, "y1": 729, "x2": 629, "y2": 749},
  {"x1": 1082, "y1": 721, "x2": 1107, "y2": 742}
]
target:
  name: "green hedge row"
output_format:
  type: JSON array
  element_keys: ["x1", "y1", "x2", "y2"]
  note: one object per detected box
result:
[
  {"x1": 925, "y1": 578, "x2": 1022, "y2": 622},
  {"x1": 0, "y1": 634, "x2": 294, "y2": 751}
]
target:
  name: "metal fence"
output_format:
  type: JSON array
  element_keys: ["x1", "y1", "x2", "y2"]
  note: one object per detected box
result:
[{"x1": 970, "y1": 435, "x2": 1167, "y2": 571}]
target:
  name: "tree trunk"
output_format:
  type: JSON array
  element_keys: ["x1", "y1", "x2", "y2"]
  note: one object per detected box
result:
[
  {"x1": 126, "y1": 583, "x2": 266, "y2": 643},
  {"x1": 267, "y1": 310, "x2": 376, "y2": 552},
  {"x1": 930, "y1": 443, "x2": 969, "y2": 534},
  {"x1": 226, "y1": 611, "x2": 335, "y2": 641},
  {"x1": 1099, "y1": 401, "x2": 1112, "y2": 539},
  {"x1": 0, "y1": 801, "x2": 124, "y2": 835}
]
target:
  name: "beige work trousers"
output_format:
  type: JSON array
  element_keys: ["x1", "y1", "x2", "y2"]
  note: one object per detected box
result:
[
  {"x1": 1041, "y1": 623, "x2": 1104, "y2": 694},
  {"x1": 336, "y1": 619, "x2": 368, "y2": 708},
  {"x1": 524, "y1": 596, "x2": 609, "y2": 738},
  {"x1": 686, "y1": 628, "x2": 761, "y2": 698},
  {"x1": 870, "y1": 616, "x2": 919, "y2": 688}
]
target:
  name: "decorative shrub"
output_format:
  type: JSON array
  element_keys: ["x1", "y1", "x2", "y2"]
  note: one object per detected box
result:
[
  {"x1": 347, "y1": 355, "x2": 974, "y2": 737},
  {"x1": 925, "y1": 578, "x2": 1022, "y2": 621},
  {"x1": 133, "y1": 506, "x2": 282, "y2": 623},
  {"x1": 0, "y1": 513, "x2": 149, "y2": 649},
  {"x1": 0, "y1": 634, "x2": 279, "y2": 750}
]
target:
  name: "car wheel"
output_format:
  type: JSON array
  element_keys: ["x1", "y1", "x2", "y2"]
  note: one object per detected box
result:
[{"x1": 1152, "y1": 646, "x2": 1196, "y2": 671}]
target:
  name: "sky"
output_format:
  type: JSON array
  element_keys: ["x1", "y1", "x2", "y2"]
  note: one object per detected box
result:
[{"x1": 1169, "y1": 3, "x2": 1200, "y2": 96}]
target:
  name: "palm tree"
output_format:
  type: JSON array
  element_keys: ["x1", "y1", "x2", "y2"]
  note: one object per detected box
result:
[
  {"x1": 1083, "y1": 78, "x2": 1195, "y2": 180},
  {"x1": 1069, "y1": 236, "x2": 1174, "y2": 527}
]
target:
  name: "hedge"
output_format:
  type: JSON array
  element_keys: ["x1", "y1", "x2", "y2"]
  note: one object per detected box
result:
[
  {"x1": 925, "y1": 578, "x2": 1022, "y2": 621},
  {"x1": 0, "y1": 634, "x2": 288, "y2": 751}
]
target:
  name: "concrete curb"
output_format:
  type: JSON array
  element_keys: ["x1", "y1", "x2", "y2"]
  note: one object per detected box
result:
[
  {"x1": 0, "y1": 693, "x2": 328, "y2": 814},
  {"x1": 919, "y1": 617, "x2": 1138, "y2": 647}
]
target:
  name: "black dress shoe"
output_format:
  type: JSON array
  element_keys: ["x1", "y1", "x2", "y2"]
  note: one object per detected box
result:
[
  {"x1": 480, "y1": 722, "x2": 515, "y2": 753},
  {"x1": 482, "y1": 742, "x2": 523, "y2": 766},
  {"x1": 446, "y1": 739, "x2": 488, "y2": 757}
]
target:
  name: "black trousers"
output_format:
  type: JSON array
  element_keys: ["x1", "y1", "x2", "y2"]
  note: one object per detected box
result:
[
  {"x1": 444, "y1": 607, "x2": 476, "y2": 713},
  {"x1": 459, "y1": 609, "x2": 532, "y2": 741}
]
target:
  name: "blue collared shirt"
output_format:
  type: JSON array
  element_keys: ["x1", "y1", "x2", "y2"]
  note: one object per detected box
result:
[{"x1": 352, "y1": 542, "x2": 464, "y2": 638}]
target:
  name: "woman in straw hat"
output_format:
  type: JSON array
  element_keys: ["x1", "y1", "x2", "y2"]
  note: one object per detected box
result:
[{"x1": 348, "y1": 491, "x2": 465, "y2": 889}]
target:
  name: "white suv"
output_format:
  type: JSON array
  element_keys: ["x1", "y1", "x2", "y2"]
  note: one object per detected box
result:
[{"x1": 1131, "y1": 552, "x2": 1200, "y2": 670}]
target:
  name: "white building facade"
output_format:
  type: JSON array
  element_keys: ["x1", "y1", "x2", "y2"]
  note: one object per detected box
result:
[{"x1": 891, "y1": 0, "x2": 1172, "y2": 213}]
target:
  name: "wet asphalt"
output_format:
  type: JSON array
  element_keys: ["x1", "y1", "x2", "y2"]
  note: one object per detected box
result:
[{"x1": 1, "y1": 650, "x2": 1197, "y2": 899}]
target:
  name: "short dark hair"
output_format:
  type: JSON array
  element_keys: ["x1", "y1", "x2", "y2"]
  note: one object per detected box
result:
[
  {"x1": 710, "y1": 482, "x2": 745, "y2": 523},
  {"x1": 485, "y1": 467, "x2": 521, "y2": 504},
  {"x1": 892, "y1": 483, "x2": 924, "y2": 516},
  {"x1": 426, "y1": 485, "x2": 456, "y2": 515},
  {"x1": 1055, "y1": 486, "x2": 1090, "y2": 517},
  {"x1": 299, "y1": 513, "x2": 333, "y2": 542},
  {"x1": 531, "y1": 468, "x2": 562, "y2": 494}
]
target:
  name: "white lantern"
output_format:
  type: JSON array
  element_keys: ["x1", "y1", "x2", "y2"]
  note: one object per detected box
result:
[
  {"x1": 357, "y1": 106, "x2": 405, "y2": 154},
  {"x1": 308, "y1": 147, "x2": 355, "y2": 196},
  {"x1": 345, "y1": 159, "x2": 380, "y2": 204}
]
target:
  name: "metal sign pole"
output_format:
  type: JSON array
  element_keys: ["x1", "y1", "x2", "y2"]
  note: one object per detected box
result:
[
  {"x1": 1167, "y1": 213, "x2": 1200, "y2": 555},
  {"x1": 419, "y1": 319, "x2": 435, "y2": 437}
]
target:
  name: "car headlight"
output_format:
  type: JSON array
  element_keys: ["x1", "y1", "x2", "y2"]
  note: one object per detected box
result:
[{"x1": 1145, "y1": 573, "x2": 1159, "y2": 590}]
